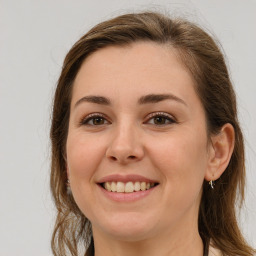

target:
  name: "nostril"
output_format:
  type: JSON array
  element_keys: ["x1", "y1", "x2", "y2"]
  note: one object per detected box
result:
[
  {"x1": 109, "y1": 156, "x2": 117, "y2": 161},
  {"x1": 108, "y1": 155, "x2": 136, "y2": 162}
]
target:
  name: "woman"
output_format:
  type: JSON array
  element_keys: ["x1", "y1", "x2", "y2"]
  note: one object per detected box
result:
[{"x1": 50, "y1": 12, "x2": 255, "y2": 256}]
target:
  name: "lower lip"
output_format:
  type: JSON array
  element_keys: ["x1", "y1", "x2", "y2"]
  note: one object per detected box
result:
[{"x1": 98, "y1": 184, "x2": 157, "y2": 202}]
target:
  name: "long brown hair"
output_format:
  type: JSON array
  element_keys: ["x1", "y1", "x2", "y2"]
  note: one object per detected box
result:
[{"x1": 50, "y1": 11, "x2": 255, "y2": 256}]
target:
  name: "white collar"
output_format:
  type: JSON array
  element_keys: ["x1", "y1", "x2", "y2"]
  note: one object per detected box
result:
[{"x1": 208, "y1": 243, "x2": 222, "y2": 256}]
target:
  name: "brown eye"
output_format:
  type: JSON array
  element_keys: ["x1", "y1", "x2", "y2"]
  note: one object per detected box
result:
[
  {"x1": 146, "y1": 112, "x2": 176, "y2": 126},
  {"x1": 92, "y1": 117, "x2": 105, "y2": 125},
  {"x1": 81, "y1": 114, "x2": 109, "y2": 126},
  {"x1": 153, "y1": 116, "x2": 167, "y2": 125}
]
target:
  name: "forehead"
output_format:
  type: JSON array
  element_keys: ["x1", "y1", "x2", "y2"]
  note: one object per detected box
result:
[
  {"x1": 75, "y1": 42, "x2": 189, "y2": 81},
  {"x1": 71, "y1": 42, "x2": 199, "y2": 107}
]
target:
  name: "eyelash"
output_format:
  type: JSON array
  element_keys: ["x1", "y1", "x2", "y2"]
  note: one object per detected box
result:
[
  {"x1": 145, "y1": 112, "x2": 176, "y2": 126},
  {"x1": 80, "y1": 112, "x2": 176, "y2": 126},
  {"x1": 80, "y1": 113, "x2": 110, "y2": 126}
]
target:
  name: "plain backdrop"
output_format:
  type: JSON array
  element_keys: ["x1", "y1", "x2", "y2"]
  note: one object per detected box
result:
[{"x1": 0, "y1": 1, "x2": 255, "y2": 255}]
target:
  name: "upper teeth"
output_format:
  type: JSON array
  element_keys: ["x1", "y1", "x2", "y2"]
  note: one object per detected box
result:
[{"x1": 103, "y1": 181, "x2": 154, "y2": 193}]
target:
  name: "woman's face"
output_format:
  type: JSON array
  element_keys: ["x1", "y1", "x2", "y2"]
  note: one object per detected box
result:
[{"x1": 66, "y1": 42, "x2": 212, "y2": 241}]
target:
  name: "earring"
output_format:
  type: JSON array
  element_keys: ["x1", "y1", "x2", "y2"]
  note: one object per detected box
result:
[
  {"x1": 66, "y1": 179, "x2": 72, "y2": 194},
  {"x1": 209, "y1": 180, "x2": 215, "y2": 189}
]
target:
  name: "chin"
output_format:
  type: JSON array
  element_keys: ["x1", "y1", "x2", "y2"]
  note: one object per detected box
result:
[
  {"x1": 104, "y1": 226, "x2": 152, "y2": 242},
  {"x1": 93, "y1": 212, "x2": 156, "y2": 241}
]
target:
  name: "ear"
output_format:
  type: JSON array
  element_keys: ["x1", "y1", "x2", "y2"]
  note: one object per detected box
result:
[{"x1": 205, "y1": 123, "x2": 235, "y2": 182}]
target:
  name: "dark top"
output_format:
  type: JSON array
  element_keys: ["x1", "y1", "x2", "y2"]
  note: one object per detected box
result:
[{"x1": 204, "y1": 238, "x2": 210, "y2": 256}]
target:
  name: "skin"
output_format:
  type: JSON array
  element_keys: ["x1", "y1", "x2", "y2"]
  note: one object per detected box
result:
[{"x1": 66, "y1": 42, "x2": 234, "y2": 256}]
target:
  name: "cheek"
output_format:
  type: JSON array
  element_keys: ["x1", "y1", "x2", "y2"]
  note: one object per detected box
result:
[
  {"x1": 66, "y1": 133, "x2": 106, "y2": 180},
  {"x1": 151, "y1": 131, "x2": 208, "y2": 171},
  {"x1": 148, "y1": 129, "x2": 208, "y2": 204},
  {"x1": 66, "y1": 133, "x2": 107, "y2": 217}
]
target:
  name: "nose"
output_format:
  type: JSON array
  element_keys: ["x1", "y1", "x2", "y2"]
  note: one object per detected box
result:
[{"x1": 106, "y1": 124, "x2": 145, "y2": 164}]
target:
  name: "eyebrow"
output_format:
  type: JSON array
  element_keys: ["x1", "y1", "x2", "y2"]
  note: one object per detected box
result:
[
  {"x1": 74, "y1": 93, "x2": 187, "y2": 108},
  {"x1": 138, "y1": 94, "x2": 187, "y2": 106},
  {"x1": 74, "y1": 95, "x2": 111, "y2": 108}
]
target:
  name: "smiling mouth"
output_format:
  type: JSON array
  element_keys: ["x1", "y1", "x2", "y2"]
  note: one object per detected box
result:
[{"x1": 100, "y1": 181, "x2": 159, "y2": 193}]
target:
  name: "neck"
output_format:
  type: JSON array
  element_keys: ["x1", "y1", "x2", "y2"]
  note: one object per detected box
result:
[{"x1": 93, "y1": 221, "x2": 204, "y2": 256}]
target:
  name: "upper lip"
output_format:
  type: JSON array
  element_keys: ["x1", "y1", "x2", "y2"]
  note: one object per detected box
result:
[{"x1": 97, "y1": 174, "x2": 159, "y2": 184}]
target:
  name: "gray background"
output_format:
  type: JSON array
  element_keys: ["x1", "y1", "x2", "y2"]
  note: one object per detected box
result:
[{"x1": 0, "y1": 0, "x2": 255, "y2": 255}]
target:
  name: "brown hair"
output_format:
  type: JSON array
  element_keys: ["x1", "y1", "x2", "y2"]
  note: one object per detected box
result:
[{"x1": 50, "y1": 11, "x2": 255, "y2": 256}]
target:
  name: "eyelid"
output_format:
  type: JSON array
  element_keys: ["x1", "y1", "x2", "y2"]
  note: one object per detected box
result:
[
  {"x1": 145, "y1": 111, "x2": 177, "y2": 124},
  {"x1": 80, "y1": 112, "x2": 110, "y2": 125},
  {"x1": 146, "y1": 111, "x2": 174, "y2": 119},
  {"x1": 79, "y1": 111, "x2": 176, "y2": 126}
]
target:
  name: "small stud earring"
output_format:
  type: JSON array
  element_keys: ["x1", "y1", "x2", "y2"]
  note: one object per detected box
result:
[
  {"x1": 209, "y1": 180, "x2": 215, "y2": 189},
  {"x1": 66, "y1": 179, "x2": 72, "y2": 194}
]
